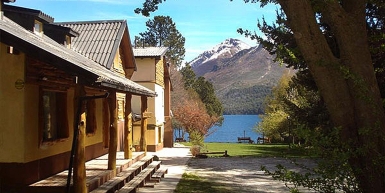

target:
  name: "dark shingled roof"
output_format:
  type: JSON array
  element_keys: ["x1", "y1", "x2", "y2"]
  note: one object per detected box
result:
[
  {"x1": 2, "y1": 4, "x2": 54, "y2": 23},
  {"x1": 133, "y1": 47, "x2": 168, "y2": 57},
  {"x1": 56, "y1": 20, "x2": 128, "y2": 69},
  {"x1": 0, "y1": 15, "x2": 156, "y2": 97},
  {"x1": 44, "y1": 23, "x2": 80, "y2": 37}
]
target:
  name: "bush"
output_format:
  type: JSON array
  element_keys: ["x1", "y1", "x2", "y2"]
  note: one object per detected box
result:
[
  {"x1": 189, "y1": 130, "x2": 204, "y2": 147},
  {"x1": 190, "y1": 145, "x2": 201, "y2": 156}
]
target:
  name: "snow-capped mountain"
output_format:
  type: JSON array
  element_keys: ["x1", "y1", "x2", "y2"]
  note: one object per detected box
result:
[
  {"x1": 190, "y1": 38, "x2": 251, "y2": 68},
  {"x1": 190, "y1": 40, "x2": 288, "y2": 114}
]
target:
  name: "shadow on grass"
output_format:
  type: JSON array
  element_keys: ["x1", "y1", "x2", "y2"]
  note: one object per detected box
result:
[
  {"x1": 242, "y1": 144, "x2": 314, "y2": 158},
  {"x1": 175, "y1": 173, "x2": 234, "y2": 193}
]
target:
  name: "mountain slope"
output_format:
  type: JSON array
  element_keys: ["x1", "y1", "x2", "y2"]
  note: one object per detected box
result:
[
  {"x1": 190, "y1": 38, "x2": 251, "y2": 69},
  {"x1": 191, "y1": 39, "x2": 287, "y2": 114}
]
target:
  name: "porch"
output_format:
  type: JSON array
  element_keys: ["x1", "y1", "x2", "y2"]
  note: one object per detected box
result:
[{"x1": 27, "y1": 151, "x2": 147, "y2": 193}]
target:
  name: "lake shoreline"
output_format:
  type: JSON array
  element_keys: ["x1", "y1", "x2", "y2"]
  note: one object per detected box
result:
[{"x1": 175, "y1": 115, "x2": 262, "y2": 143}]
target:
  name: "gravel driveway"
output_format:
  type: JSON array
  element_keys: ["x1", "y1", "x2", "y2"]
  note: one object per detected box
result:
[{"x1": 185, "y1": 156, "x2": 316, "y2": 193}]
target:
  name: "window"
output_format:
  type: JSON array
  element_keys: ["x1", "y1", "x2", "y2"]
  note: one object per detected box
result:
[
  {"x1": 34, "y1": 20, "x2": 43, "y2": 36},
  {"x1": 65, "y1": 35, "x2": 71, "y2": 48},
  {"x1": 86, "y1": 99, "x2": 97, "y2": 135},
  {"x1": 41, "y1": 90, "x2": 69, "y2": 143}
]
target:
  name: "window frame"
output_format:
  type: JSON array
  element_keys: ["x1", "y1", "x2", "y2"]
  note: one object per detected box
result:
[
  {"x1": 86, "y1": 99, "x2": 97, "y2": 136},
  {"x1": 39, "y1": 88, "x2": 69, "y2": 146},
  {"x1": 34, "y1": 20, "x2": 43, "y2": 36}
]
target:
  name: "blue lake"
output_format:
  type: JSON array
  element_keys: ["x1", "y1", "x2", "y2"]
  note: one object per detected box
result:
[{"x1": 174, "y1": 115, "x2": 262, "y2": 143}]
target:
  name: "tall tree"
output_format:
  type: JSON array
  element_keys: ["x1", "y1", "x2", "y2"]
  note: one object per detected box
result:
[
  {"x1": 136, "y1": 0, "x2": 385, "y2": 191},
  {"x1": 257, "y1": 71, "x2": 291, "y2": 141},
  {"x1": 243, "y1": 1, "x2": 385, "y2": 192},
  {"x1": 138, "y1": 16, "x2": 186, "y2": 67},
  {"x1": 194, "y1": 76, "x2": 223, "y2": 117},
  {"x1": 180, "y1": 65, "x2": 224, "y2": 119},
  {"x1": 169, "y1": 64, "x2": 219, "y2": 145}
]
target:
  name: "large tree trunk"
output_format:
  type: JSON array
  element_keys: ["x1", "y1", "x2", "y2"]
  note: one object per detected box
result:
[{"x1": 279, "y1": 0, "x2": 385, "y2": 191}]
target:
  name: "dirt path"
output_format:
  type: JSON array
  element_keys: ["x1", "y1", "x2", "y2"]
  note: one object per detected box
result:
[{"x1": 185, "y1": 156, "x2": 316, "y2": 193}]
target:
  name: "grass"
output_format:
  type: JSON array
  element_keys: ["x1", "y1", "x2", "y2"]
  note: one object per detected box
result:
[
  {"x1": 181, "y1": 142, "x2": 314, "y2": 158},
  {"x1": 175, "y1": 173, "x2": 234, "y2": 193}
]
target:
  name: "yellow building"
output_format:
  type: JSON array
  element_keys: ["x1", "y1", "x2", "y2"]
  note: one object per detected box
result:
[
  {"x1": 132, "y1": 47, "x2": 173, "y2": 152},
  {"x1": 0, "y1": 2, "x2": 155, "y2": 192}
]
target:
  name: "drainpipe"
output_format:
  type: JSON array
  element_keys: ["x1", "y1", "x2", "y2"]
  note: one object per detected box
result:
[{"x1": 66, "y1": 92, "x2": 109, "y2": 193}]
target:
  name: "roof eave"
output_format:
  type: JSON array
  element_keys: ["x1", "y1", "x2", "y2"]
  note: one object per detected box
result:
[
  {"x1": 0, "y1": 16, "x2": 156, "y2": 97},
  {"x1": 98, "y1": 81, "x2": 157, "y2": 97}
]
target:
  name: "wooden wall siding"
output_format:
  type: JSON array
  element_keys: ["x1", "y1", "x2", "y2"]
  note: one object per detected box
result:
[
  {"x1": 26, "y1": 57, "x2": 75, "y2": 91},
  {"x1": 155, "y1": 58, "x2": 164, "y2": 87},
  {"x1": 113, "y1": 49, "x2": 126, "y2": 77}
]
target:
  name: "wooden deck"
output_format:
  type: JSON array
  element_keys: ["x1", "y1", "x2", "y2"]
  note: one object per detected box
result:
[{"x1": 27, "y1": 152, "x2": 146, "y2": 193}]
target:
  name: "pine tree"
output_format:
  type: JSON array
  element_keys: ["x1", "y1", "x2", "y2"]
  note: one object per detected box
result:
[
  {"x1": 180, "y1": 65, "x2": 223, "y2": 120},
  {"x1": 139, "y1": 16, "x2": 186, "y2": 67}
]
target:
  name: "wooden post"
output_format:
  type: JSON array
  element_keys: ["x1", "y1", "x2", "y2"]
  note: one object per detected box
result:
[
  {"x1": 107, "y1": 91, "x2": 118, "y2": 175},
  {"x1": 140, "y1": 96, "x2": 148, "y2": 155},
  {"x1": 102, "y1": 99, "x2": 110, "y2": 148},
  {"x1": 73, "y1": 85, "x2": 87, "y2": 193},
  {"x1": 124, "y1": 93, "x2": 133, "y2": 159}
]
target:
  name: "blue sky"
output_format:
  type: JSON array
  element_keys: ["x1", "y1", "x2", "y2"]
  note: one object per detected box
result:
[{"x1": 12, "y1": 0, "x2": 278, "y2": 63}]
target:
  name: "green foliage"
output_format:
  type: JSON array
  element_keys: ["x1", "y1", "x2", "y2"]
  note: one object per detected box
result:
[
  {"x1": 180, "y1": 65, "x2": 224, "y2": 120},
  {"x1": 137, "y1": 15, "x2": 186, "y2": 67},
  {"x1": 221, "y1": 85, "x2": 272, "y2": 114},
  {"x1": 194, "y1": 77, "x2": 223, "y2": 117},
  {"x1": 257, "y1": 71, "x2": 292, "y2": 141},
  {"x1": 262, "y1": 128, "x2": 360, "y2": 192},
  {"x1": 134, "y1": 0, "x2": 165, "y2": 17},
  {"x1": 189, "y1": 130, "x2": 204, "y2": 147},
  {"x1": 285, "y1": 70, "x2": 333, "y2": 139},
  {"x1": 259, "y1": 69, "x2": 360, "y2": 191},
  {"x1": 180, "y1": 65, "x2": 196, "y2": 89}
]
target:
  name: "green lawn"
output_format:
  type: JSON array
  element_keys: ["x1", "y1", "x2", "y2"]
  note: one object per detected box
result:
[
  {"x1": 181, "y1": 142, "x2": 313, "y2": 158},
  {"x1": 175, "y1": 173, "x2": 233, "y2": 193}
]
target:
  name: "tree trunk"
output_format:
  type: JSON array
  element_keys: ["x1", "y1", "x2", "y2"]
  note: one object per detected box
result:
[{"x1": 279, "y1": 0, "x2": 385, "y2": 191}]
